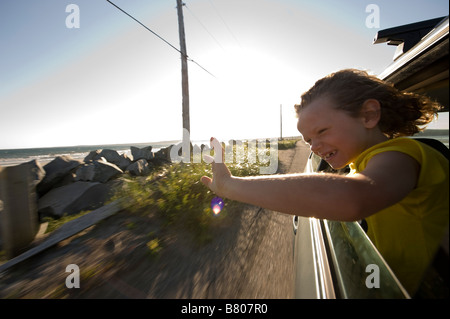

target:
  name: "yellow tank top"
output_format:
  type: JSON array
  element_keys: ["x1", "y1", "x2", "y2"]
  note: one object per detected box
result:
[{"x1": 349, "y1": 137, "x2": 449, "y2": 295}]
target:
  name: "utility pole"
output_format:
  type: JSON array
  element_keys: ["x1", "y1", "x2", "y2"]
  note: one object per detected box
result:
[
  {"x1": 280, "y1": 104, "x2": 283, "y2": 140},
  {"x1": 176, "y1": 0, "x2": 190, "y2": 146}
]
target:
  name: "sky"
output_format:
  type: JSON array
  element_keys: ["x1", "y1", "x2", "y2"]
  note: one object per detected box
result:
[{"x1": 0, "y1": 0, "x2": 448, "y2": 149}]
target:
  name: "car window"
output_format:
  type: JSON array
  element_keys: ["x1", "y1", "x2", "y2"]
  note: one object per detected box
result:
[{"x1": 323, "y1": 220, "x2": 410, "y2": 298}]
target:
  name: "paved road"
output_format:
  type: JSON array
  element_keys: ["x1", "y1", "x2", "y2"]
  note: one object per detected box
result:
[
  {"x1": 215, "y1": 140, "x2": 310, "y2": 298},
  {"x1": 175, "y1": 140, "x2": 311, "y2": 299}
]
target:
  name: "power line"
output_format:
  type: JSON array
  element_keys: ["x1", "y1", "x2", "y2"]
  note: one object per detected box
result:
[
  {"x1": 106, "y1": 0, "x2": 180, "y2": 55},
  {"x1": 208, "y1": 0, "x2": 241, "y2": 48},
  {"x1": 106, "y1": 0, "x2": 215, "y2": 78},
  {"x1": 184, "y1": 4, "x2": 225, "y2": 51}
]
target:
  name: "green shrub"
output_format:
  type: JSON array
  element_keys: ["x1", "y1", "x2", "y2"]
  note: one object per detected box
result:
[{"x1": 118, "y1": 142, "x2": 276, "y2": 244}]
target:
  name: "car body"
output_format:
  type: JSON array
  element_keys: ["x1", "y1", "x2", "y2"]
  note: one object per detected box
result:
[{"x1": 293, "y1": 16, "x2": 449, "y2": 299}]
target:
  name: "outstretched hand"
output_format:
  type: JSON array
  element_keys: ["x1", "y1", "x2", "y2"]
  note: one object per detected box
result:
[{"x1": 200, "y1": 137, "x2": 232, "y2": 198}]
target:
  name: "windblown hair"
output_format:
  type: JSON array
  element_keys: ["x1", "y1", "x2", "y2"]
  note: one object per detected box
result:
[{"x1": 295, "y1": 69, "x2": 442, "y2": 138}]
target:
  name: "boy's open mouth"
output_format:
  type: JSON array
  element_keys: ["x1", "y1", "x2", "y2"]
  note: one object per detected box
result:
[{"x1": 323, "y1": 151, "x2": 337, "y2": 161}]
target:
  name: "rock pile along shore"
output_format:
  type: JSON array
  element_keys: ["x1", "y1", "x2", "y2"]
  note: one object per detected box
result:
[{"x1": 34, "y1": 145, "x2": 172, "y2": 220}]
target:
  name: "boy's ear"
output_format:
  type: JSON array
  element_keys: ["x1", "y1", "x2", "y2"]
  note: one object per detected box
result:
[{"x1": 361, "y1": 99, "x2": 381, "y2": 128}]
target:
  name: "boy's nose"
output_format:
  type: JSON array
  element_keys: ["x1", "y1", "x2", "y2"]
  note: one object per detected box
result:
[{"x1": 310, "y1": 140, "x2": 321, "y2": 154}]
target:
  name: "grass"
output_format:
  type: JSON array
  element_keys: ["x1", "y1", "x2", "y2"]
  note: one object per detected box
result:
[
  {"x1": 277, "y1": 138, "x2": 300, "y2": 150},
  {"x1": 42, "y1": 210, "x2": 92, "y2": 234}
]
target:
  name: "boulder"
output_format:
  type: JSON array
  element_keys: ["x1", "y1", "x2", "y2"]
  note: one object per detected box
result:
[
  {"x1": 130, "y1": 146, "x2": 153, "y2": 161},
  {"x1": 154, "y1": 146, "x2": 172, "y2": 163},
  {"x1": 84, "y1": 150, "x2": 102, "y2": 163},
  {"x1": 75, "y1": 160, "x2": 123, "y2": 183},
  {"x1": 19, "y1": 159, "x2": 45, "y2": 187},
  {"x1": 83, "y1": 149, "x2": 132, "y2": 171},
  {"x1": 37, "y1": 181, "x2": 109, "y2": 219},
  {"x1": 126, "y1": 159, "x2": 150, "y2": 176},
  {"x1": 99, "y1": 149, "x2": 132, "y2": 171},
  {"x1": 36, "y1": 155, "x2": 83, "y2": 196}
]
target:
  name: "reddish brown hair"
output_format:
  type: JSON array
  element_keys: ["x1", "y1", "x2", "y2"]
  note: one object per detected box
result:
[{"x1": 295, "y1": 69, "x2": 442, "y2": 138}]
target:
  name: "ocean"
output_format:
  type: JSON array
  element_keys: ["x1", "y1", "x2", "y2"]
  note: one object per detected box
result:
[
  {"x1": 0, "y1": 141, "x2": 178, "y2": 167},
  {"x1": 414, "y1": 129, "x2": 449, "y2": 149}
]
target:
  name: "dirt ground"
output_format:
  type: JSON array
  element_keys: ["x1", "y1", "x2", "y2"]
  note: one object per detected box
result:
[{"x1": 0, "y1": 141, "x2": 310, "y2": 299}]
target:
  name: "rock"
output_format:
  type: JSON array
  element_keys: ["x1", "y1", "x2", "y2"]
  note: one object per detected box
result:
[
  {"x1": 154, "y1": 146, "x2": 172, "y2": 163},
  {"x1": 84, "y1": 150, "x2": 102, "y2": 163},
  {"x1": 99, "y1": 149, "x2": 132, "y2": 171},
  {"x1": 126, "y1": 159, "x2": 150, "y2": 176},
  {"x1": 37, "y1": 181, "x2": 109, "y2": 219},
  {"x1": 36, "y1": 155, "x2": 83, "y2": 197},
  {"x1": 18, "y1": 159, "x2": 45, "y2": 187},
  {"x1": 130, "y1": 146, "x2": 153, "y2": 161},
  {"x1": 74, "y1": 164, "x2": 96, "y2": 182},
  {"x1": 83, "y1": 149, "x2": 132, "y2": 171},
  {"x1": 75, "y1": 160, "x2": 123, "y2": 183}
]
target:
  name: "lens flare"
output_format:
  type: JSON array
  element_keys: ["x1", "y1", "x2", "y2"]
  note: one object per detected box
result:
[
  {"x1": 211, "y1": 197, "x2": 224, "y2": 215},
  {"x1": 212, "y1": 205, "x2": 221, "y2": 215}
]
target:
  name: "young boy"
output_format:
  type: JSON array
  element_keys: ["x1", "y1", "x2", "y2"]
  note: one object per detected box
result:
[{"x1": 200, "y1": 69, "x2": 449, "y2": 296}]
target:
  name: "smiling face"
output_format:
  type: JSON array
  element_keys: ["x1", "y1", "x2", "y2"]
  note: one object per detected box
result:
[{"x1": 297, "y1": 97, "x2": 384, "y2": 169}]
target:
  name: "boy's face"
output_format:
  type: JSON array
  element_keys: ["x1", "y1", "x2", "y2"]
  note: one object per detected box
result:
[{"x1": 297, "y1": 97, "x2": 370, "y2": 169}]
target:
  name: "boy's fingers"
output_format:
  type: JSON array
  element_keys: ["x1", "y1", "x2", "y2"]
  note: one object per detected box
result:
[
  {"x1": 200, "y1": 176, "x2": 212, "y2": 187},
  {"x1": 210, "y1": 137, "x2": 224, "y2": 163},
  {"x1": 203, "y1": 154, "x2": 214, "y2": 164}
]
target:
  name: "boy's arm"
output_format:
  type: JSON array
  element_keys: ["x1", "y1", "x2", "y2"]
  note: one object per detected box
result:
[{"x1": 201, "y1": 139, "x2": 420, "y2": 221}]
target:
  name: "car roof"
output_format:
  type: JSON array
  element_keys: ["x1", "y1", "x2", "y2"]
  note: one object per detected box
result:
[{"x1": 375, "y1": 16, "x2": 449, "y2": 112}]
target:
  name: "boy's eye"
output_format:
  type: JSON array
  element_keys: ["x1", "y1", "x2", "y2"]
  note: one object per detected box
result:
[{"x1": 303, "y1": 128, "x2": 328, "y2": 145}]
